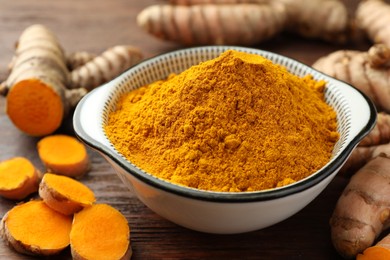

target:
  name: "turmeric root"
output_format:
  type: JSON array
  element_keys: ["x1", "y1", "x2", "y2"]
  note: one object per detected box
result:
[
  {"x1": 356, "y1": 0, "x2": 390, "y2": 49},
  {"x1": 66, "y1": 51, "x2": 96, "y2": 70},
  {"x1": 3, "y1": 24, "x2": 87, "y2": 136},
  {"x1": 169, "y1": 0, "x2": 267, "y2": 4},
  {"x1": 69, "y1": 45, "x2": 143, "y2": 90},
  {"x1": 339, "y1": 143, "x2": 390, "y2": 176},
  {"x1": 339, "y1": 112, "x2": 390, "y2": 177},
  {"x1": 0, "y1": 200, "x2": 72, "y2": 256},
  {"x1": 137, "y1": 3, "x2": 287, "y2": 46},
  {"x1": 276, "y1": 0, "x2": 350, "y2": 43},
  {"x1": 39, "y1": 173, "x2": 95, "y2": 215},
  {"x1": 0, "y1": 157, "x2": 41, "y2": 200},
  {"x1": 357, "y1": 234, "x2": 390, "y2": 260},
  {"x1": 359, "y1": 113, "x2": 390, "y2": 147},
  {"x1": 37, "y1": 134, "x2": 90, "y2": 178},
  {"x1": 312, "y1": 44, "x2": 390, "y2": 112},
  {"x1": 70, "y1": 204, "x2": 132, "y2": 260},
  {"x1": 339, "y1": 112, "x2": 390, "y2": 176},
  {"x1": 330, "y1": 154, "x2": 390, "y2": 259}
]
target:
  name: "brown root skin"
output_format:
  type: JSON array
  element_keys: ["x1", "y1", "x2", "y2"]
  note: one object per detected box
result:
[
  {"x1": 66, "y1": 51, "x2": 96, "y2": 71},
  {"x1": 0, "y1": 81, "x2": 8, "y2": 96},
  {"x1": 338, "y1": 144, "x2": 390, "y2": 177},
  {"x1": 359, "y1": 113, "x2": 390, "y2": 147},
  {"x1": 169, "y1": 0, "x2": 269, "y2": 4},
  {"x1": 37, "y1": 135, "x2": 91, "y2": 178},
  {"x1": 69, "y1": 45, "x2": 143, "y2": 91},
  {"x1": 312, "y1": 45, "x2": 390, "y2": 113},
  {"x1": 71, "y1": 244, "x2": 133, "y2": 260},
  {"x1": 338, "y1": 112, "x2": 390, "y2": 177},
  {"x1": 137, "y1": 3, "x2": 287, "y2": 46},
  {"x1": 276, "y1": 0, "x2": 350, "y2": 43},
  {"x1": 39, "y1": 173, "x2": 96, "y2": 215},
  {"x1": 70, "y1": 204, "x2": 131, "y2": 260},
  {"x1": 331, "y1": 154, "x2": 390, "y2": 258},
  {"x1": 356, "y1": 0, "x2": 390, "y2": 49},
  {"x1": 0, "y1": 157, "x2": 42, "y2": 200},
  {"x1": 0, "y1": 200, "x2": 72, "y2": 256},
  {"x1": 368, "y1": 44, "x2": 390, "y2": 68}
]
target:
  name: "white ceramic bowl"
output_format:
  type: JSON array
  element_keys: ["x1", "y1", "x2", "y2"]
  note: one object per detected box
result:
[{"x1": 73, "y1": 46, "x2": 376, "y2": 234}]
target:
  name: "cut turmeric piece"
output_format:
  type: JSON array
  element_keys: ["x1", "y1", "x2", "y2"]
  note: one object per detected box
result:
[
  {"x1": 6, "y1": 79, "x2": 65, "y2": 137},
  {"x1": 70, "y1": 204, "x2": 132, "y2": 260},
  {"x1": 0, "y1": 200, "x2": 72, "y2": 256},
  {"x1": 37, "y1": 134, "x2": 90, "y2": 178},
  {"x1": 357, "y1": 234, "x2": 390, "y2": 260},
  {"x1": 0, "y1": 157, "x2": 41, "y2": 200},
  {"x1": 39, "y1": 173, "x2": 96, "y2": 215},
  {"x1": 357, "y1": 246, "x2": 390, "y2": 260},
  {"x1": 4, "y1": 24, "x2": 86, "y2": 136}
]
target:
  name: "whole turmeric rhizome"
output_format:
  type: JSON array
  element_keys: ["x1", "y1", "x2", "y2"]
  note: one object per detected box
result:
[{"x1": 105, "y1": 50, "x2": 339, "y2": 192}]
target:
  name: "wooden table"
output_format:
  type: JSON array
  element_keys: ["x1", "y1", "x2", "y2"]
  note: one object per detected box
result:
[{"x1": 0, "y1": 1, "x2": 373, "y2": 259}]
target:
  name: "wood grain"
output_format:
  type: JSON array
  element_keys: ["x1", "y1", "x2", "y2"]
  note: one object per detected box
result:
[{"x1": 0, "y1": 0, "x2": 374, "y2": 259}]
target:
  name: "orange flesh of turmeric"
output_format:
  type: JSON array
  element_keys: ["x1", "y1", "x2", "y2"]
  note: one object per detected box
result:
[
  {"x1": 0, "y1": 157, "x2": 35, "y2": 190},
  {"x1": 43, "y1": 173, "x2": 95, "y2": 205},
  {"x1": 5, "y1": 200, "x2": 72, "y2": 249},
  {"x1": 71, "y1": 204, "x2": 130, "y2": 260},
  {"x1": 37, "y1": 135, "x2": 87, "y2": 165},
  {"x1": 6, "y1": 79, "x2": 64, "y2": 136},
  {"x1": 357, "y1": 246, "x2": 390, "y2": 260}
]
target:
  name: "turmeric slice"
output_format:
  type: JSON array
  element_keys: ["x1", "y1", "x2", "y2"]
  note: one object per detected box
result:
[
  {"x1": 357, "y1": 234, "x2": 390, "y2": 260},
  {"x1": 39, "y1": 173, "x2": 96, "y2": 215},
  {"x1": 70, "y1": 204, "x2": 132, "y2": 260},
  {"x1": 37, "y1": 134, "x2": 90, "y2": 178},
  {"x1": 0, "y1": 200, "x2": 72, "y2": 256},
  {"x1": 0, "y1": 157, "x2": 41, "y2": 200}
]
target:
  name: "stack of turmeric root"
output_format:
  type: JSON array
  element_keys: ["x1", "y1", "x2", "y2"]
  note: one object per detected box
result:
[
  {"x1": 138, "y1": 0, "x2": 390, "y2": 259},
  {"x1": 311, "y1": 1, "x2": 390, "y2": 259}
]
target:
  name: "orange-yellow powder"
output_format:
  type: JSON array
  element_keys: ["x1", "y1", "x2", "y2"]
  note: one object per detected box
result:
[{"x1": 105, "y1": 50, "x2": 339, "y2": 192}]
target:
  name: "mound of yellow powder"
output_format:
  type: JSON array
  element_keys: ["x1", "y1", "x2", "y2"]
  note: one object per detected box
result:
[{"x1": 105, "y1": 50, "x2": 339, "y2": 192}]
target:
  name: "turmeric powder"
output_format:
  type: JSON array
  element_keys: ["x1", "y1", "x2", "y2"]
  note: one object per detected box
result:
[{"x1": 105, "y1": 50, "x2": 339, "y2": 192}]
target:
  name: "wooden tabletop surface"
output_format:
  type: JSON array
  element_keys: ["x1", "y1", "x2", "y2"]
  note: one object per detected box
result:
[{"x1": 0, "y1": 0, "x2": 374, "y2": 259}]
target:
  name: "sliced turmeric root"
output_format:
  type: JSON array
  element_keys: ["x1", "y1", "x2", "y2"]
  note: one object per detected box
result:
[
  {"x1": 0, "y1": 200, "x2": 72, "y2": 256},
  {"x1": 4, "y1": 24, "x2": 86, "y2": 136},
  {"x1": 39, "y1": 173, "x2": 96, "y2": 215},
  {"x1": 70, "y1": 204, "x2": 132, "y2": 260},
  {"x1": 357, "y1": 234, "x2": 390, "y2": 260},
  {"x1": 0, "y1": 157, "x2": 41, "y2": 200},
  {"x1": 37, "y1": 134, "x2": 90, "y2": 178}
]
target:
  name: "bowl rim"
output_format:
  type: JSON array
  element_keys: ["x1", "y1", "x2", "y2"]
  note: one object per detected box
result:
[{"x1": 73, "y1": 46, "x2": 377, "y2": 203}]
